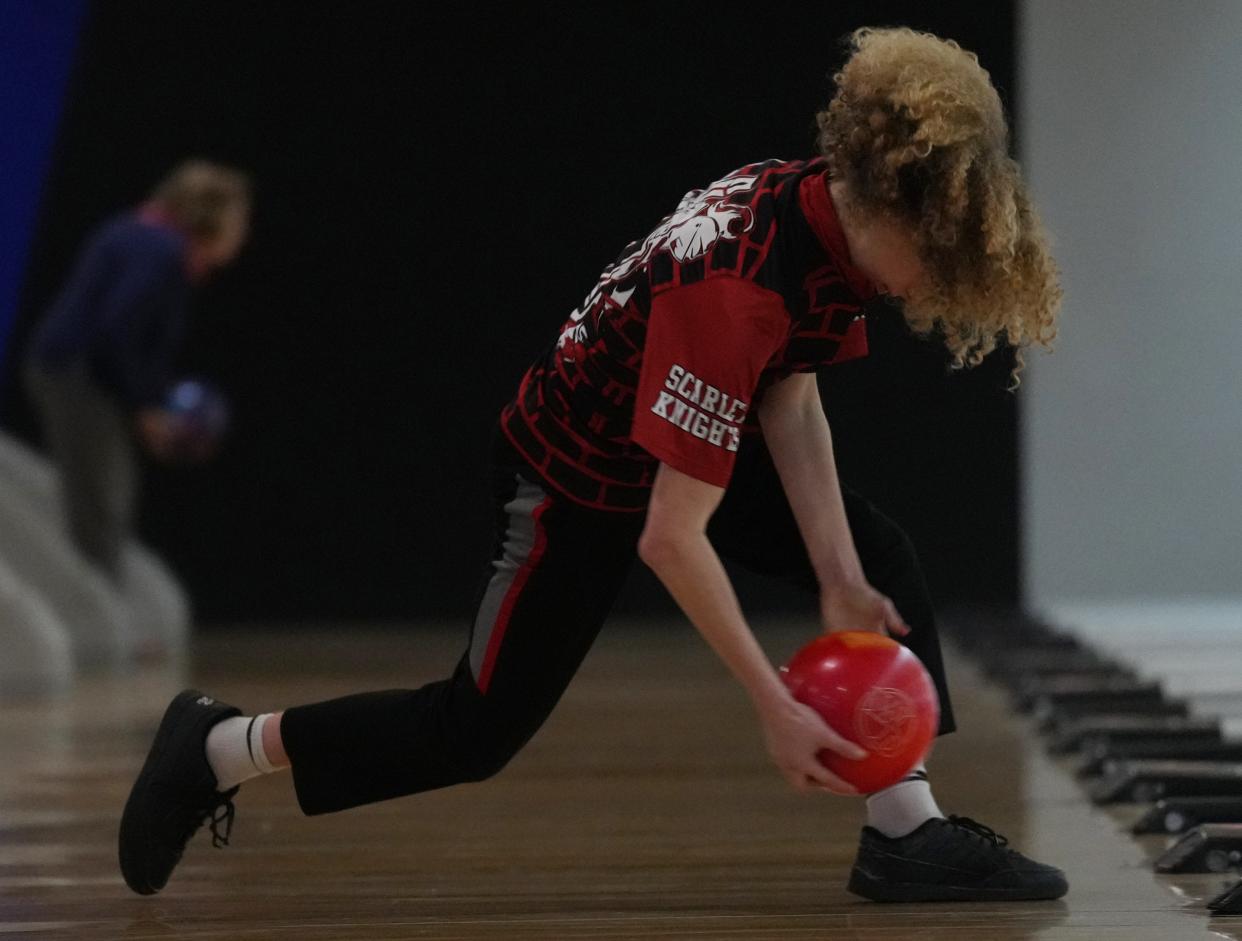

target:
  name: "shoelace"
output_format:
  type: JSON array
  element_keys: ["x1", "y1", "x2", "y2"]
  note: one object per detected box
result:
[
  {"x1": 204, "y1": 795, "x2": 236, "y2": 849},
  {"x1": 947, "y1": 815, "x2": 1010, "y2": 847}
]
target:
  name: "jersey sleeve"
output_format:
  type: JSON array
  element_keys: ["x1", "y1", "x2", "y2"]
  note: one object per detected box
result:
[{"x1": 631, "y1": 276, "x2": 788, "y2": 488}]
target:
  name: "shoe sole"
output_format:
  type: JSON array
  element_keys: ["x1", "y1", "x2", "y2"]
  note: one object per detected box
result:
[
  {"x1": 119, "y1": 691, "x2": 217, "y2": 895},
  {"x1": 848, "y1": 866, "x2": 1069, "y2": 902}
]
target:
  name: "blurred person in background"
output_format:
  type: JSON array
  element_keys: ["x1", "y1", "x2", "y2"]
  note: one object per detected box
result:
[{"x1": 23, "y1": 160, "x2": 250, "y2": 580}]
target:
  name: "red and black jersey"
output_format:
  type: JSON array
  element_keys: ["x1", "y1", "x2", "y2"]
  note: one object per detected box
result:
[{"x1": 501, "y1": 158, "x2": 875, "y2": 512}]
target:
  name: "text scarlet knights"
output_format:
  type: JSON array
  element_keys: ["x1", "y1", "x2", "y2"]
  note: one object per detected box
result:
[{"x1": 648, "y1": 364, "x2": 748, "y2": 453}]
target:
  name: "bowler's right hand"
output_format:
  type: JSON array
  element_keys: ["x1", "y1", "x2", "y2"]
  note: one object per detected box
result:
[{"x1": 757, "y1": 688, "x2": 867, "y2": 795}]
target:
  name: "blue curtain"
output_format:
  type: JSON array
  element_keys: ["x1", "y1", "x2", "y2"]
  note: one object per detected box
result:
[{"x1": 0, "y1": 0, "x2": 87, "y2": 384}]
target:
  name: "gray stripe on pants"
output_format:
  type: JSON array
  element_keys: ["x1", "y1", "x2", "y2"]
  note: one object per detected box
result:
[{"x1": 469, "y1": 475, "x2": 547, "y2": 683}]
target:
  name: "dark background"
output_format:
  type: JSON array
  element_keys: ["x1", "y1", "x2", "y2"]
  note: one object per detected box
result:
[{"x1": 2, "y1": 1, "x2": 1020, "y2": 624}]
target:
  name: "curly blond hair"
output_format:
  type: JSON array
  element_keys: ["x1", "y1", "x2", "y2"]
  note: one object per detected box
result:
[{"x1": 817, "y1": 27, "x2": 1060, "y2": 384}]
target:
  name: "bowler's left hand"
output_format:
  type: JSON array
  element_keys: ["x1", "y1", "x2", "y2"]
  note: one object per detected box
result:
[{"x1": 821, "y1": 581, "x2": 911, "y2": 638}]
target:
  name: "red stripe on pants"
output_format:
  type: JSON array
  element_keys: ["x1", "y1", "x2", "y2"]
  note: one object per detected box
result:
[{"x1": 475, "y1": 496, "x2": 553, "y2": 694}]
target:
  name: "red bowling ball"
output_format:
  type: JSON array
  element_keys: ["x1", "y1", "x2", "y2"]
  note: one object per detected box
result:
[{"x1": 781, "y1": 631, "x2": 939, "y2": 793}]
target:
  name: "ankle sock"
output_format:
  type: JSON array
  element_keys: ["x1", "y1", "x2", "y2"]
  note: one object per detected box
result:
[
  {"x1": 864, "y1": 765, "x2": 944, "y2": 838},
  {"x1": 205, "y1": 713, "x2": 281, "y2": 791}
]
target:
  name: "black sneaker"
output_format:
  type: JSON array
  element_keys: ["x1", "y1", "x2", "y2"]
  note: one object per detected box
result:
[
  {"x1": 847, "y1": 815, "x2": 1069, "y2": 902},
  {"x1": 119, "y1": 690, "x2": 242, "y2": 895}
]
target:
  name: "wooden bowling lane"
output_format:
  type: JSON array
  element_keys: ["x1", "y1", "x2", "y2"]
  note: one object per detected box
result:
[{"x1": 0, "y1": 621, "x2": 1232, "y2": 940}]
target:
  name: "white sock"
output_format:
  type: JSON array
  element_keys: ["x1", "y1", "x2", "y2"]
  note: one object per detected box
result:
[
  {"x1": 205, "y1": 714, "x2": 281, "y2": 791},
  {"x1": 865, "y1": 764, "x2": 944, "y2": 838}
]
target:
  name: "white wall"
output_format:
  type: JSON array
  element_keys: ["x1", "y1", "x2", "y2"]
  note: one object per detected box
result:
[{"x1": 1019, "y1": 0, "x2": 1242, "y2": 606}]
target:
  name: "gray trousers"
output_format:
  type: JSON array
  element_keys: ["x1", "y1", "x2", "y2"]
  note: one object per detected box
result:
[{"x1": 24, "y1": 363, "x2": 136, "y2": 579}]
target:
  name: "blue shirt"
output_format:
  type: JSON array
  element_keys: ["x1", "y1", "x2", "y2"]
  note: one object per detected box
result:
[{"x1": 28, "y1": 212, "x2": 191, "y2": 407}]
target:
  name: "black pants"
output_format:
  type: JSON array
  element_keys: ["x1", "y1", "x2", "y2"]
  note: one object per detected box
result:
[{"x1": 282, "y1": 431, "x2": 956, "y2": 815}]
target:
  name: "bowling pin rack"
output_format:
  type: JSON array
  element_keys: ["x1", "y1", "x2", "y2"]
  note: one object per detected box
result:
[{"x1": 946, "y1": 607, "x2": 1242, "y2": 918}]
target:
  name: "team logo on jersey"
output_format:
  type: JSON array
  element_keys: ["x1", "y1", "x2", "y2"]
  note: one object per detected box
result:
[
  {"x1": 648, "y1": 363, "x2": 747, "y2": 452},
  {"x1": 611, "y1": 172, "x2": 758, "y2": 280},
  {"x1": 558, "y1": 170, "x2": 760, "y2": 359}
]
